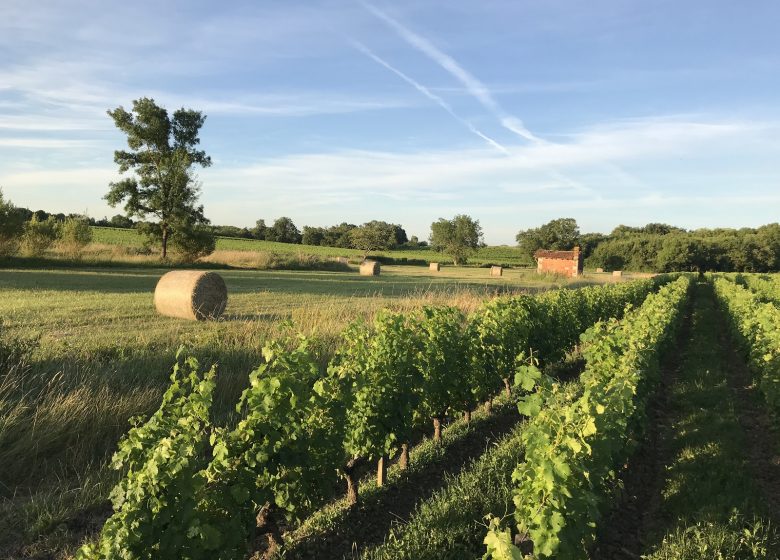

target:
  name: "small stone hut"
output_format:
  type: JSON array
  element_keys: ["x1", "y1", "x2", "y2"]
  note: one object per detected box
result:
[{"x1": 534, "y1": 247, "x2": 583, "y2": 278}]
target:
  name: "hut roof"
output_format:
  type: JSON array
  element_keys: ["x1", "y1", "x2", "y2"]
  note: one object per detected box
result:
[{"x1": 534, "y1": 249, "x2": 579, "y2": 260}]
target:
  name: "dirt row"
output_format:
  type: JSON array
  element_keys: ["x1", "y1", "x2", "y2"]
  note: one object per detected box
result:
[{"x1": 593, "y1": 282, "x2": 780, "y2": 559}]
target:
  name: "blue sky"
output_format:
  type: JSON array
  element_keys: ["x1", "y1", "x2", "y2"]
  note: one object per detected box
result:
[{"x1": 1, "y1": 0, "x2": 779, "y2": 244}]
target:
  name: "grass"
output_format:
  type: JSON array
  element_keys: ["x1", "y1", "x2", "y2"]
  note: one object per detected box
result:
[
  {"x1": 358, "y1": 382, "x2": 583, "y2": 560},
  {"x1": 280, "y1": 394, "x2": 519, "y2": 559},
  {"x1": 640, "y1": 283, "x2": 779, "y2": 559},
  {"x1": 356, "y1": 423, "x2": 526, "y2": 560}
]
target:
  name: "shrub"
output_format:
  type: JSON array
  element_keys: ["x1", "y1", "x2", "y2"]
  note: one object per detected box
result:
[
  {"x1": 170, "y1": 226, "x2": 216, "y2": 262},
  {"x1": 58, "y1": 216, "x2": 93, "y2": 259},
  {"x1": 20, "y1": 215, "x2": 59, "y2": 257},
  {"x1": 0, "y1": 188, "x2": 25, "y2": 257}
]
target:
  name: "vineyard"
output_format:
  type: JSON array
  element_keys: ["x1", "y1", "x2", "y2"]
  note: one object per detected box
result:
[{"x1": 3, "y1": 272, "x2": 780, "y2": 559}]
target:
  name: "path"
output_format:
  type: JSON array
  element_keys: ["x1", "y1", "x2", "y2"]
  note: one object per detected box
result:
[{"x1": 594, "y1": 282, "x2": 780, "y2": 559}]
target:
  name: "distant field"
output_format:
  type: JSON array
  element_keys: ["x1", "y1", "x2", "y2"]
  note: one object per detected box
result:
[{"x1": 90, "y1": 226, "x2": 534, "y2": 266}]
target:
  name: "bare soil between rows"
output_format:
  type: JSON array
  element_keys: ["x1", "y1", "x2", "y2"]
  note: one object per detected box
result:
[
  {"x1": 589, "y1": 283, "x2": 694, "y2": 559},
  {"x1": 592, "y1": 282, "x2": 780, "y2": 559}
]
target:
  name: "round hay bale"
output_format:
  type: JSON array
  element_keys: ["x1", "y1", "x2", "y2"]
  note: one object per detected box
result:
[
  {"x1": 360, "y1": 260, "x2": 380, "y2": 276},
  {"x1": 429, "y1": 262, "x2": 441, "y2": 272},
  {"x1": 490, "y1": 266, "x2": 503, "y2": 277},
  {"x1": 154, "y1": 271, "x2": 228, "y2": 321},
  {"x1": 612, "y1": 270, "x2": 623, "y2": 277}
]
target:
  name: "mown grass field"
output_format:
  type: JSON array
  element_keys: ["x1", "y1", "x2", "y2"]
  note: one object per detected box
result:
[{"x1": 0, "y1": 262, "x2": 623, "y2": 557}]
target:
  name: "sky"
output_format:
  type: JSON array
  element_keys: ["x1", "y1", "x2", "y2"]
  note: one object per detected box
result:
[{"x1": 1, "y1": 0, "x2": 779, "y2": 244}]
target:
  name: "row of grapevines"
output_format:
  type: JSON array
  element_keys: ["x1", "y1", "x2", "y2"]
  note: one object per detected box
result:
[
  {"x1": 79, "y1": 278, "x2": 668, "y2": 559},
  {"x1": 731, "y1": 273, "x2": 780, "y2": 307},
  {"x1": 485, "y1": 275, "x2": 692, "y2": 560},
  {"x1": 711, "y1": 275, "x2": 780, "y2": 416}
]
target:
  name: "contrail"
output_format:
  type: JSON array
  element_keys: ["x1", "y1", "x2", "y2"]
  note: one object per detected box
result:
[
  {"x1": 351, "y1": 40, "x2": 509, "y2": 154},
  {"x1": 360, "y1": 2, "x2": 639, "y2": 197},
  {"x1": 360, "y1": 1, "x2": 544, "y2": 144}
]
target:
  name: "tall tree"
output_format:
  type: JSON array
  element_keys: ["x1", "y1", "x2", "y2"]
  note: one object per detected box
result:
[
  {"x1": 429, "y1": 214, "x2": 483, "y2": 265},
  {"x1": 516, "y1": 218, "x2": 580, "y2": 258},
  {"x1": 350, "y1": 221, "x2": 398, "y2": 257},
  {"x1": 267, "y1": 217, "x2": 301, "y2": 244},
  {"x1": 105, "y1": 98, "x2": 212, "y2": 259}
]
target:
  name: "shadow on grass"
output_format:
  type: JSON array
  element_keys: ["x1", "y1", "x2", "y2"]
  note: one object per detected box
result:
[
  {"x1": 281, "y1": 403, "x2": 521, "y2": 560},
  {"x1": 639, "y1": 283, "x2": 779, "y2": 559}
]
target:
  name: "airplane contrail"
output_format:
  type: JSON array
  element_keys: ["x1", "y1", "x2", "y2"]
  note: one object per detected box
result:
[
  {"x1": 351, "y1": 40, "x2": 509, "y2": 154},
  {"x1": 360, "y1": 1, "x2": 544, "y2": 144}
]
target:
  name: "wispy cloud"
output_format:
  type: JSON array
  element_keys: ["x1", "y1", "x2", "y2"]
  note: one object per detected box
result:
[
  {"x1": 199, "y1": 116, "x2": 767, "y2": 198},
  {"x1": 360, "y1": 1, "x2": 543, "y2": 143},
  {"x1": 0, "y1": 138, "x2": 97, "y2": 149},
  {"x1": 350, "y1": 40, "x2": 508, "y2": 153}
]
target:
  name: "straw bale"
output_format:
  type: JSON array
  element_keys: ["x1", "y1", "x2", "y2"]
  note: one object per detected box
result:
[
  {"x1": 612, "y1": 270, "x2": 623, "y2": 277},
  {"x1": 490, "y1": 266, "x2": 503, "y2": 277},
  {"x1": 154, "y1": 270, "x2": 228, "y2": 320},
  {"x1": 360, "y1": 260, "x2": 380, "y2": 276},
  {"x1": 596, "y1": 267, "x2": 604, "y2": 273},
  {"x1": 429, "y1": 262, "x2": 441, "y2": 272}
]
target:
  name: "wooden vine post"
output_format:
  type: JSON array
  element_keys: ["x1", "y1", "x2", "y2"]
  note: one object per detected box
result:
[
  {"x1": 377, "y1": 456, "x2": 388, "y2": 486},
  {"x1": 399, "y1": 443, "x2": 409, "y2": 469}
]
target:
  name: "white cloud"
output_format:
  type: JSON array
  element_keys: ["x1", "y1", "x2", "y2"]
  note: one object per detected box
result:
[
  {"x1": 198, "y1": 116, "x2": 770, "y2": 208},
  {"x1": 0, "y1": 138, "x2": 97, "y2": 148}
]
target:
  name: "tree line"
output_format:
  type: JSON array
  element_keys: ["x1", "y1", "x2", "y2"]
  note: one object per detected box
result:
[
  {"x1": 0, "y1": 191, "x2": 93, "y2": 259},
  {"x1": 517, "y1": 217, "x2": 780, "y2": 273}
]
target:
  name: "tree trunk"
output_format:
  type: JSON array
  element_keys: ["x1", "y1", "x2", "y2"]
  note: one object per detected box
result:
[
  {"x1": 161, "y1": 223, "x2": 169, "y2": 260},
  {"x1": 433, "y1": 417, "x2": 442, "y2": 441},
  {"x1": 344, "y1": 458, "x2": 361, "y2": 506},
  {"x1": 464, "y1": 409, "x2": 472, "y2": 423},
  {"x1": 377, "y1": 455, "x2": 388, "y2": 486},
  {"x1": 254, "y1": 502, "x2": 282, "y2": 560},
  {"x1": 399, "y1": 443, "x2": 409, "y2": 470},
  {"x1": 503, "y1": 377, "x2": 512, "y2": 397}
]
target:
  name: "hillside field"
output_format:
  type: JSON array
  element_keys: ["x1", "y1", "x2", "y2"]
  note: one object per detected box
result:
[{"x1": 90, "y1": 226, "x2": 534, "y2": 267}]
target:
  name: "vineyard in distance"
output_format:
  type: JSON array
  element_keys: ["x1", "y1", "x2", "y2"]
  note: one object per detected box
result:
[{"x1": 2, "y1": 266, "x2": 780, "y2": 559}]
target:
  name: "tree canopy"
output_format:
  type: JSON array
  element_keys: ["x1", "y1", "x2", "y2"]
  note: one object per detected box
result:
[
  {"x1": 266, "y1": 217, "x2": 302, "y2": 244},
  {"x1": 350, "y1": 221, "x2": 405, "y2": 256},
  {"x1": 105, "y1": 97, "x2": 213, "y2": 259},
  {"x1": 516, "y1": 218, "x2": 580, "y2": 258},
  {"x1": 429, "y1": 214, "x2": 483, "y2": 265}
]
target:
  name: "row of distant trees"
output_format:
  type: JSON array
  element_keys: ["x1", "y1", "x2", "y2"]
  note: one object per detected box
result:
[
  {"x1": 0, "y1": 191, "x2": 94, "y2": 258},
  {"x1": 208, "y1": 218, "x2": 423, "y2": 254},
  {"x1": 516, "y1": 217, "x2": 780, "y2": 273},
  {"x1": 1, "y1": 192, "x2": 483, "y2": 263}
]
